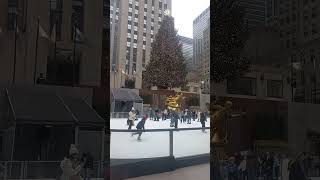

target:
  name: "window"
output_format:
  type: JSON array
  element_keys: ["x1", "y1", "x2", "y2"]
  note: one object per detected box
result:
[
  {"x1": 227, "y1": 77, "x2": 256, "y2": 96},
  {"x1": 132, "y1": 63, "x2": 137, "y2": 74},
  {"x1": 151, "y1": 26, "x2": 154, "y2": 30},
  {"x1": 159, "y1": 2, "x2": 162, "y2": 9},
  {"x1": 151, "y1": 18, "x2": 154, "y2": 22},
  {"x1": 144, "y1": 24, "x2": 147, "y2": 28},
  {"x1": 134, "y1": 31, "x2": 138, "y2": 35},
  {"x1": 134, "y1": 39, "x2": 138, "y2": 43},
  {"x1": 128, "y1": 24, "x2": 132, "y2": 29},
  {"x1": 127, "y1": 42, "x2": 131, "y2": 47},
  {"x1": 127, "y1": 37, "x2": 131, "y2": 42},
  {"x1": 267, "y1": 80, "x2": 283, "y2": 98},
  {"x1": 128, "y1": 29, "x2": 131, "y2": 33},
  {"x1": 128, "y1": 16, "x2": 132, "y2": 21},
  {"x1": 143, "y1": 32, "x2": 146, "y2": 36},
  {"x1": 144, "y1": 16, "x2": 147, "y2": 20},
  {"x1": 143, "y1": 41, "x2": 146, "y2": 45},
  {"x1": 134, "y1": 26, "x2": 138, "y2": 31},
  {"x1": 135, "y1": 6, "x2": 139, "y2": 10},
  {"x1": 152, "y1": 0, "x2": 155, "y2": 6},
  {"x1": 135, "y1": 1, "x2": 139, "y2": 6},
  {"x1": 128, "y1": 20, "x2": 132, "y2": 25},
  {"x1": 133, "y1": 49, "x2": 137, "y2": 62},
  {"x1": 164, "y1": 3, "x2": 167, "y2": 10},
  {"x1": 134, "y1": 35, "x2": 137, "y2": 39},
  {"x1": 145, "y1": 0, "x2": 148, "y2": 4},
  {"x1": 135, "y1": 10, "x2": 139, "y2": 14},
  {"x1": 151, "y1": 38, "x2": 153, "y2": 43},
  {"x1": 135, "y1": 14, "x2": 138, "y2": 18},
  {"x1": 128, "y1": 12, "x2": 132, "y2": 16},
  {"x1": 151, "y1": 30, "x2": 154, "y2": 34},
  {"x1": 127, "y1": 33, "x2": 131, "y2": 38},
  {"x1": 129, "y1": 4, "x2": 132, "y2": 8},
  {"x1": 144, "y1": 8, "x2": 147, "y2": 12},
  {"x1": 134, "y1": 22, "x2": 138, "y2": 26},
  {"x1": 143, "y1": 45, "x2": 146, "y2": 49}
]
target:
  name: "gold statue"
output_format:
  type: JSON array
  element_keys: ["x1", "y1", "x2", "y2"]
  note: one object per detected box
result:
[
  {"x1": 211, "y1": 101, "x2": 245, "y2": 144},
  {"x1": 165, "y1": 93, "x2": 182, "y2": 111}
]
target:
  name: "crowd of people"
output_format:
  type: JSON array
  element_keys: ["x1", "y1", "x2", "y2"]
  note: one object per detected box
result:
[
  {"x1": 217, "y1": 151, "x2": 319, "y2": 180},
  {"x1": 126, "y1": 107, "x2": 209, "y2": 140}
]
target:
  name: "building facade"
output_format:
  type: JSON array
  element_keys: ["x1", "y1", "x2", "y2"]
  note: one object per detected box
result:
[
  {"x1": 0, "y1": 0, "x2": 103, "y2": 87},
  {"x1": 238, "y1": 0, "x2": 266, "y2": 28},
  {"x1": 264, "y1": 0, "x2": 320, "y2": 103},
  {"x1": 178, "y1": 35, "x2": 193, "y2": 71},
  {"x1": 110, "y1": 0, "x2": 172, "y2": 89},
  {"x1": 193, "y1": 7, "x2": 210, "y2": 94}
]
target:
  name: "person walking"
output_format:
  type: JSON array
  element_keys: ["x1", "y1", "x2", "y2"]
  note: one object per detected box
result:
[
  {"x1": 197, "y1": 110, "x2": 201, "y2": 122},
  {"x1": 82, "y1": 152, "x2": 93, "y2": 180},
  {"x1": 227, "y1": 157, "x2": 238, "y2": 180},
  {"x1": 132, "y1": 114, "x2": 148, "y2": 140},
  {"x1": 238, "y1": 156, "x2": 248, "y2": 180},
  {"x1": 200, "y1": 110, "x2": 207, "y2": 133},
  {"x1": 59, "y1": 144, "x2": 85, "y2": 180},
  {"x1": 128, "y1": 108, "x2": 136, "y2": 130},
  {"x1": 172, "y1": 110, "x2": 179, "y2": 129}
]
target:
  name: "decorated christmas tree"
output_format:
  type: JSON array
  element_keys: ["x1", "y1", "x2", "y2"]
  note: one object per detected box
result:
[
  {"x1": 143, "y1": 15, "x2": 187, "y2": 89},
  {"x1": 211, "y1": 0, "x2": 250, "y2": 84}
]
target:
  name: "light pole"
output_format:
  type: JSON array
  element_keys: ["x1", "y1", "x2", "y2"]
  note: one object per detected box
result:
[{"x1": 200, "y1": 81, "x2": 204, "y2": 109}]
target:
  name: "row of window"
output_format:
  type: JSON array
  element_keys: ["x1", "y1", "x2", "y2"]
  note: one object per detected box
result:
[{"x1": 227, "y1": 78, "x2": 283, "y2": 98}]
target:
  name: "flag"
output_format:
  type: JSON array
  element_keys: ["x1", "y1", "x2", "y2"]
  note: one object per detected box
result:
[
  {"x1": 74, "y1": 27, "x2": 87, "y2": 44},
  {"x1": 291, "y1": 62, "x2": 301, "y2": 70},
  {"x1": 50, "y1": 24, "x2": 56, "y2": 43},
  {"x1": 39, "y1": 24, "x2": 49, "y2": 39}
]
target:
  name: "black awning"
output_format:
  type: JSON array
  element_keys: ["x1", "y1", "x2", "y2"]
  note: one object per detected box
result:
[
  {"x1": 62, "y1": 96, "x2": 105, "y2": 126},
  {"x1": 6, "y1": 87, "x2": 75, "y2": 125},
  {"x1": 6, "y1": 86, "x2": 105, "y2": 127},
  {"x1": 111, "y1": 88, "x2": 143, "y2": 103}
]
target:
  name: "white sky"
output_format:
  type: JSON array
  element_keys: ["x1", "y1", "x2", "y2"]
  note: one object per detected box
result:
[{"x1": 172, "y1": 0, "x2": 210, "y2": 38}]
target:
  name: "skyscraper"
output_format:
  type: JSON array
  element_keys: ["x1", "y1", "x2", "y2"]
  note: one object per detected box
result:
[
  {"x1": 193, "y1": 7, "x2": 209, "y2": 69},
  {"x1": 178, "y1": 35, "x2": 193, "y2": 71},
  {"x1": 193, "y1": 7, "x2": 210, "y2": 93},
  {"x1": 110, "y1": 0, "x2": 172, "y2": 89}
]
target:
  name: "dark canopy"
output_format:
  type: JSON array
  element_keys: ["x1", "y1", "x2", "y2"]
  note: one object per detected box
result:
[
  {"x1": 111, "y1": 88, "x2": 143, "y2": 103},
  {"x1": 6, "y1": 86, "x2": 104, "y2": 127}
]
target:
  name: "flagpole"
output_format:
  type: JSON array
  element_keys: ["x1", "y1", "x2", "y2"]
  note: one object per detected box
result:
[
  {"x1": 291, "y1": 55, "x2": 294, "y2": 102},
  {"x1": 33, "y1": 17, "x2": 40, "y2": 84},
  {"x1": 54, "y1": 19, "x2": 57, "y2": 62},
  {"x1": 72, "y1": 24, "x2": 76, "y2": 87},
  {"x1": 12, "y1": 13, "x2": 18, "y2": 85},
  {"x1": 314, "y1": 56, "x2": 317, "y2": 104}
]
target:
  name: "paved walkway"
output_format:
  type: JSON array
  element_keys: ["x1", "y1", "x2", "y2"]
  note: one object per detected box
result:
[{"x1": 126, "y1": 164, "x2": 209, "y2": 180}]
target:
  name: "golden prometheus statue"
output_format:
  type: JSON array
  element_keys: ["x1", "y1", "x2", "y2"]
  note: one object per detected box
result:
[{"x1": 165, "y1": 93, "x2": 182, "y2": 111}]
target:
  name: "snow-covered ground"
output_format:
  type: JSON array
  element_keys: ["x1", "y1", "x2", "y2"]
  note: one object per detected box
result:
[{"x1": 110, "y1": 118, "x2": 210, "y2": 159}]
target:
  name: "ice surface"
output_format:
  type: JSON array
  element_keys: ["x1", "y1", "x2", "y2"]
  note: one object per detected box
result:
[{"x1": 110, "y1": 118, "x2": 210, "y2": 159}]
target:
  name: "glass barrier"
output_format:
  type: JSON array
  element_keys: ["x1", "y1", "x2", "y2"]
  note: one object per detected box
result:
[
  {"x1": 110, "y1": 131, "x2": 170, "y2": 159},
  {"x1": 173, "y1": 129, "x2": 210, "y2": 158},
  {"x1": 110, "y1": 128, "x2": 210, "y2": 159}
]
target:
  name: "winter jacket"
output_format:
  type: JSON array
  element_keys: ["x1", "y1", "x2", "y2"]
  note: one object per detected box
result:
[
  {"x1": 129, "y1": 111, "x2": 136, "y2": 121},
  {"x1": 59, "y1": 158, "x2": 82, "y2": 180},
  {"x1": 200, "y1": 112, "x2": 206, "y2": 123},
  {"x1": 136, "y1": 119, "x2": 146, "y2": 130}
]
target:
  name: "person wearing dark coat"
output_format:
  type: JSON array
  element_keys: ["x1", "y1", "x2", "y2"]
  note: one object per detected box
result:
[
  {"x1": 172, "y1": 110, "x2": 179, "y2": 129},
  {"x1": 132, "y1": 115, "x2": 148, "y2": 140},
  {"x1": 289, "y1": 159, "x2": 308, "y2": 180},
  {"x1": 200, "y1": 111, "x2": 207, "y2": 132}
]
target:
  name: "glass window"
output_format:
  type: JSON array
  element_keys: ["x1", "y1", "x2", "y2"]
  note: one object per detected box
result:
[
  {"x1": 129, "y1": 7, "x2": 132, "y2": 12},
  {"x1": 127, "y1": 42, "x2": 131, "y2": 47},
  {"x1": 267, "y1": 80, "x2": 283, "y2": 98},
  {"x1": 227, "y1": 77, "x2": 256, "y2": 96}
]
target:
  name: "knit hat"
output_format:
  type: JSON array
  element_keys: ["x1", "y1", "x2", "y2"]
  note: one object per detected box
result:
[{"x1": 69, "y1": 144, "x2": 79, "y2": 155}]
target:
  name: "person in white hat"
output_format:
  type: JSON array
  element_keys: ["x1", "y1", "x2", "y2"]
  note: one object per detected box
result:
[
  {"x1": 59, "y1": 144, "x2": 85, "y2": 180},
  {"x1": 128, "y1": 107, "x2": 136, "y2": 130}
]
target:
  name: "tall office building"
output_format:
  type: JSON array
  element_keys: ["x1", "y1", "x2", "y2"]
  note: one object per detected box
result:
[
  {"x1": 238, "y1": 0, "x2": 266, "y2": 28},
  {"x1": 202, "y1": 22, "x2": 210, "y2": 94},
  {"x1": 178, "y1": 35, "x2": 193, "y2": 71},
  {"x1": 193, "y1": 7, "x2": 210, "y2": 93},
  {"x1": 193, "y1": 7, "x2": 209, "y2": 69},
  {"x1": 110, "y1": 0, "x2": 172, "y2": 89}
]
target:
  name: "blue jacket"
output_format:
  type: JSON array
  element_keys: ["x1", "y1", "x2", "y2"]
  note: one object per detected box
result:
[{"x1": 136, "y1": 119, "x2": 146, "y2": 130}]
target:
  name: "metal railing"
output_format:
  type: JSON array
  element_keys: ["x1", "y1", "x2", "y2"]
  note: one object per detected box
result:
[
  {"x1": 110, "y1": 112, "x2": 130, "y2": 119},
  {"x1": 110, "y1": 127, "x2": 210, "y2": 159},
  {"x1": 0, "y1": 160, "x2": 105, "y2": 179}
]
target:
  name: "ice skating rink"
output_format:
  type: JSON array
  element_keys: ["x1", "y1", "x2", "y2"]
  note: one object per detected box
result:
[{"x1": 110, "y1": 118, "x2": 210, "y2": 159}]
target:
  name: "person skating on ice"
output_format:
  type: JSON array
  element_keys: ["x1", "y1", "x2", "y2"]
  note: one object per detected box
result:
[
  {"x1": 200, "y1": 109, "x2": 207, "y2": 133},
  {"x1": 128, "y1": 107, "x2": 136, "y2": 130},
  {"x1": 132, "y1": 114, "x2": 148, "y2": 141}
]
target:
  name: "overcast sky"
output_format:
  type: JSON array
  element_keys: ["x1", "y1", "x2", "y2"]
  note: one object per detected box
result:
[{"x1": 172, "y1": 0, "x2": 210, "y2": 38}]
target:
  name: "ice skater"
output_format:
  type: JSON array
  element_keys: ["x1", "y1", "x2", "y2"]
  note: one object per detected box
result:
[
  {"x1": 128, "y1": 107, "x2": 136, "y2": 130},
  {"x1": 200, "y1": 110, "x2": 207, "y2": 133},
  {"x1": 132, "y1": 114, "x2": 148, "y2": 141}
]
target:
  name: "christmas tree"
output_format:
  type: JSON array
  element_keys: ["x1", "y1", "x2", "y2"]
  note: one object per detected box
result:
[
  {"x1": 211, "y1": 0, "x2": 250, "y2": 84},
  {"x1": 143, "y1": 15, "x2": 187, "y2": 89}
]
